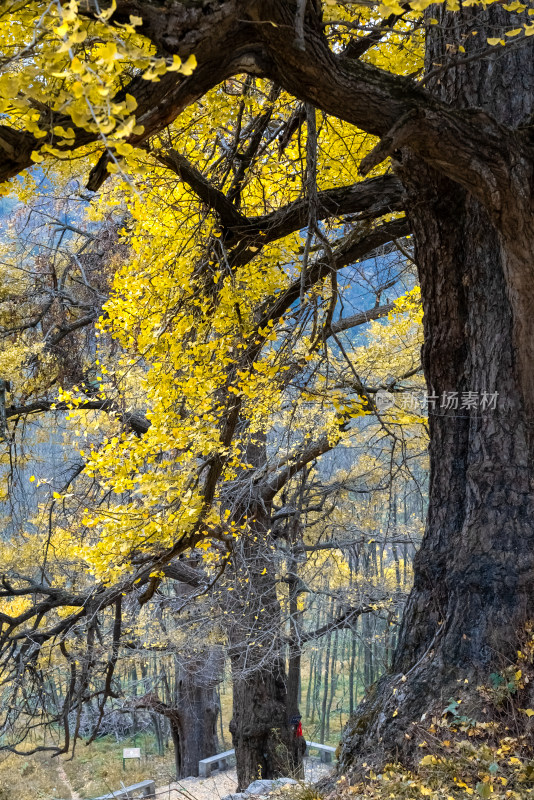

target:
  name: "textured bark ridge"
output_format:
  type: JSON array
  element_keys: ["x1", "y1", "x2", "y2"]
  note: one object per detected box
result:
[
  {"x1": 339, "y1": 5, "x2": 534, "y2": 773},
  {"x1": 136, "y1": 648, "x2": 222, "y2": 778},
  {"x1": 222, "y1": 433, "x2": 306, "y2": 791},
  {"x1": 170, "y1": 655, "x2": 221, "y2": 778},
  {"x1": 229, "y1": 646, "x2": 302, "y2": 792},
  {"x1": 227, "y1": 528, "x2": 305, "y2": 791}
]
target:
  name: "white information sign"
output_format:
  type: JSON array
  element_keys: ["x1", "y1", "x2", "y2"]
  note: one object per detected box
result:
[{"x1": 123, "y1": 747, "x2": 141, "y2": 760}]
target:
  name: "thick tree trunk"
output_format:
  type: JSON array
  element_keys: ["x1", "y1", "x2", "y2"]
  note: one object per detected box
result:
[
  {"x1": 225, "y1": 434, "x2": 305, "y2": 790},
  {"x1": 227, "y1": 526, "x2": 304, "y2": 790},
  {"x1": 163, "y1": 686, "x2": 219, "y2": 779},
  {"x1": 229, "y1": 651, "x2": 297, "y2": 791},
  {"x1": 169, "y1": 671, "x2": 220, "y2": 778},
  {"x1": 339, "y1": 5, "x2": 534, "y2": 772},
  {"x1": 137, "y1": 649, "x2": 222, "y2": 778}
]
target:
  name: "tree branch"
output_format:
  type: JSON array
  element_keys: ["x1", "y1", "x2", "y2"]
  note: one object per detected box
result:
[
  {"x1": 239, "y1": 174, "x2": 404, "y2": 249},
  {"x1": 6, "y1": 400, "x2": 150, "y2": 435},
  {"x1": 297, "y1": 603, "x2": 384, "y2": 644},
  {"x1": 330, "y1": 302, "x2": 395, "y2": 336},
  {"x1": 2, "y1": 0, "x2": 525, "y2": 225},
  {"x1": 257, "y1": 216, "x2": 410, "y2": 331},
  {"x1": 156, "y1": 149, "x2": 248, "y2": 229}
]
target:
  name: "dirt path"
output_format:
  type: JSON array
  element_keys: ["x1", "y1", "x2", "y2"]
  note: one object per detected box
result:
[
  {"x1": 156, "y1": 758, "x2": 332, "y2": 800},
  {"x1": 57, "y1": 760, "x2": 82, "y2": 800},
  {"x1": 52, "y1": 756, "x2": 331, "y2": 800},
  {"x1": 156, "y1": 767, "x2": 238, "y2": 799}
]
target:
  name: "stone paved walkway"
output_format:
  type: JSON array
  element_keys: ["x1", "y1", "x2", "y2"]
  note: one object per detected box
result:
[{"x1": 155, "y1": 758, "x2": 332, "y2": 800}]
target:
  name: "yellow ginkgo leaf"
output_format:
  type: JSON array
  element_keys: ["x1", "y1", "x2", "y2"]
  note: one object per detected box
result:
[
  {"x1": 98, "y1": 41, "x2": 120, "y2": 65},
  {"x1": 180, "y1": 55, "x2": 197, "y2": 76},
  {"x1": 167, "y1": 54, "x2": 183, "y2": 72}
]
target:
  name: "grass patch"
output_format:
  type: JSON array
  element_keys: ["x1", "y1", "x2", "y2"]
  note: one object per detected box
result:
[{"x1": 0, "y1": 735, "x2": 177, "y2": 800}]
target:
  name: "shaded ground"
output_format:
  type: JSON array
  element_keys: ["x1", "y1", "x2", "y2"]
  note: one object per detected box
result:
[
  {"x1": 0, "y1": 738, "x2": 333, "y2": 799},
  {"x1": 156, "y1": 758, "x2": 333, "y2": 800}
]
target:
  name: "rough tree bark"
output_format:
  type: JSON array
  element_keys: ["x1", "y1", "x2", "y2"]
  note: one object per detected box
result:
[
  {"x1": 136, "y1": 648, "x2": 222, "y2": 778},
  {"x1": 339, "y1": 4, "x2": 534, "y2": 771},
  {"x1": 226, "y1": 515, "x2": 304, "y2": 791},
  {"x1": 171, "y1": 652, "x2": 222, "y2": 778}
]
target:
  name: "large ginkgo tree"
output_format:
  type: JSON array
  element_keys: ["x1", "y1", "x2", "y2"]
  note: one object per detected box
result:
[{"x1": 0, "y1": 0, "x2": 533, "y2": 785}]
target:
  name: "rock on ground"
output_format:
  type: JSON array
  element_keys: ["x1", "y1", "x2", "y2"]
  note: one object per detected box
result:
[{"x1": 222, "y1": 777, "x2": 298, "y2": 800}]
